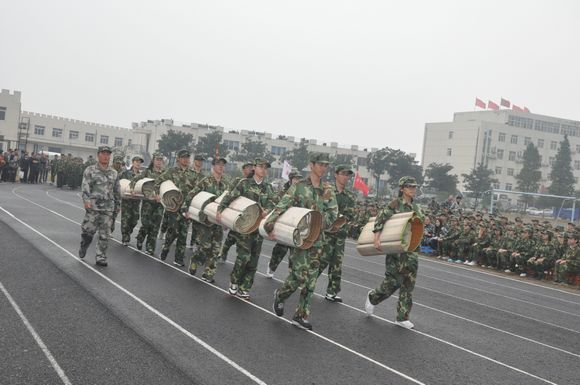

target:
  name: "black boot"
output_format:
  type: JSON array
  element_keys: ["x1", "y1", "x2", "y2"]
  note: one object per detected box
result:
[{"x1": 79, "y1": 234, "x2": 93, "y2": 259}]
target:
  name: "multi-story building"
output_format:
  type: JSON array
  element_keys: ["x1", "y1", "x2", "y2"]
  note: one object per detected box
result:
[{"x1": 422, "y1": 110, "x2": 580, "y2": 192}]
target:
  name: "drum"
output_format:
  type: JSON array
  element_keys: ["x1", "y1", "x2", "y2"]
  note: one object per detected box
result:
[
  {"x1": 159, "y1": 180, "x2": 183, "y2": 212},
  {"x1": 187, "y1": 191, "x2": 217, "y2": 223},
  {"x1": 356, "y1": 212, "x2": 423, "y2": 256},
  {"x1": 259, "y1": 207, "x2": 323, "y2": 250},
  {"x1": 119, "y1": 179, "x2": 132, "y2": 197},
  {"x1": 204, "y1": 192, "x2": 262, "y2": 234},
  {"x1": 133, "y1": 178, "x2": 156, "y2": 199}
]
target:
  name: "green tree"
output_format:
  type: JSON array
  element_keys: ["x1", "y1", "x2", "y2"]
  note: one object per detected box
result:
[
  {"x1": 194, "y1": 131, "x2": 229, "y2": 160},
  {"x1": 462, "y1": 163, "x2": 498, "y2": 209},
  {"x1": 385, "y1": 149, "x2": 423, "y2": 189},
  {"x1": 547, "y1": 135, "x2": 575, "y2": 199},
  {"x1": 424, "y1": 163, "x2": 458, "y2": 194},
  {"x1": 281, "y1": 140, "x2": 310, "y2": 172},
  {"x1": 231, "y1": 138, "x2": 275, "y2": 164},
  {"x1": 515, "y1": 142, "x2": 542, "y2": 208},
  {"x1": 157, "y1": 129, "x2": 194, "y2": 157},
  {"x1": 367, "y1": 148, "x2": 390, "y2": 191}
]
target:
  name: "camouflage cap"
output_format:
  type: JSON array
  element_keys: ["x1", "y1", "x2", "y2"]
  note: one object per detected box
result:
[
  {"x1": 253, "y1": 158, "x2": 271, "y2": 168},
  {"x1": 288, "y1": 168, "x2": 303, "y2": 180},
  {"x1": 97, "y1": 145, "x2": 112, "y2": 154},
  {"x1": 241, "y1": 162, "x2": 253, "y2": 169},
  {"x1": 132, "y1": 155, "x2": 144, "y2": 163},
  {"x1": 176, "y1": 149, "x2": 191, "y2": 158},
  {"x1": 335, "y1": 164, "x2": 354, "y2": 175},
  {"x1": 113, "y1": 155, "x2": 124, "y2": 163},
  {"x1": 211, "y1": 157, "x2": 227, "y2": 165},
  {"x1": 194, "y1": 154, "x2": 206, "y2": 161},
  {"x1": 152, "y1": 152, "x2": 164, "y2": 159},
  {"x1": 309, "y1": 152, "x2": 330, "y2": 164},
  {"x1": 399, "y1": 176, "x2": 418, "y2": 187}
]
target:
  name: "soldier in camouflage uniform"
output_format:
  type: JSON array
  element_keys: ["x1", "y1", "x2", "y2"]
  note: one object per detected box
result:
[
  {"x1": 120, "y1": 156, "x2": 143, "y2": 245},
  {"x1": 130, "y1": 152, "x2": 165, "y2": 255},
  {"x1": 56, "y1": 154, "x2": 67, "y2": 188},
  {"x1": 269, "y1": 153, "x2": 338, "y2": 331},
  {"x1": 78, "y1": 146, "x2": 121, "y2": 266},
  {"x1": 218, "y1": 162, "x2": 253, "y2": 263},
  {"x1": 527, "y1": 229, "x2": 557, "y2": 279},
  {"x1": 364, "y1": 176, "x2": 424, "y2": 330},
  {"x1": 555, "y1": 233, "x2": 579, "y2": 284},
  {"x1": 49, "y1": 155, "x2": 59, "y2": 185},
  {"x1": 265, "y1": 168, "x2": 303, "y2": 277},
  {"x1": 188, "y1": 154, "x2": 207, "y2": 249},
  {"x1": 155, "y1": 149, "x2": 200, "y2": 266},
  {"x1": 511, "y1": 227, "x2": 536, "y2": 276},
  {"x1": 186, "y1": 157, "x2": 229, "y2": 281},
  {"x1": 317, "y1": 164, "x2": 357, "y2": 302},
  {"x1": 437, "y1": 217, "x2": 460, "y2": 259},
  {"x1": 110, "y1": 155, "x2": 125, "y2": 235},
  {"x1": 218, "y1": 158, "x2": 277, "y2": 299},
  {"x1": 497, "y1": 227, "x2": 518, "y2": 272}
]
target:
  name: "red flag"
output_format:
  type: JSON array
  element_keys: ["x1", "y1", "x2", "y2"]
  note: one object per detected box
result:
[
  {"x1": 488, "y1": 100, "x2": 499, "y2": 110},
  {"x1": 500, "y1": 98, "x2": 511, "y2": 108},
  {"x1": 475, "y1": 98, "x2": 486, "y2": 109},
  {"x1": 523, "y1": 106, "x2": 530, "y2": 113},
  {"x1": 512, "y1": 104, "x2": 523, "y2": 112},
  {"x1": 353, "y1": 171, "x2": 369, "y2": 196}
]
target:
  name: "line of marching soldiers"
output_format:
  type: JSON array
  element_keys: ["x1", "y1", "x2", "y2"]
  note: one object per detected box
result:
[{"x1": 422, "y1": 212, "x2": 580, "y2": 285}]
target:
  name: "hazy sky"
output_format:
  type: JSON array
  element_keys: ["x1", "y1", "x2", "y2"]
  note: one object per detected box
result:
[{"x1": 2, "y1": 1, "x2": 579, "y2": 160}]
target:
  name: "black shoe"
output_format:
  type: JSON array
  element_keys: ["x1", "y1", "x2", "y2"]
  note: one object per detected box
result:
[
  {"x1": 324, "y1": 293, "x2": 343, "y2": 303},
  {"x1": 160, "y1": 249, "x2": 168, "y2": 261},
  {"x1": 291, "y1": 315, "x2": 312, "y2": 331},
  {"x1": 173, "y1": 260, "x2": 185, "y2": 267},
  {"x1": 273, "y1": 289, "x2": 284, "y2": 317},
  {"x1": 96, "y1": 259, "x2": 108, "y2": 266},
  {"x1": 136, "y1": 241, "x2": 143, "y2": 250},
  {"x1": 79, "y1": 246, "x2": 87, "y2": 259}
]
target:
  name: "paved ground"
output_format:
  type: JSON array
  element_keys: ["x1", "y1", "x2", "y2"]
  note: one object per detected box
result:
[{"x1": 1, "y1": 182, "x2": 579, "y2": 385}]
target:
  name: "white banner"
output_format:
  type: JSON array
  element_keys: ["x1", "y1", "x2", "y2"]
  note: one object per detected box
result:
[{"x1": 281, "y1": 160, "x2": 292, "y2": 180}]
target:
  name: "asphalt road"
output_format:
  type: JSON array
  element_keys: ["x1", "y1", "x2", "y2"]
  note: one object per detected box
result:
[{"x1": 1, "y1": 182, "x2": 579, "y2": 385}]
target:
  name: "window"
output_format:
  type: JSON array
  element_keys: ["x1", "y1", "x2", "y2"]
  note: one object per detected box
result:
[
  {"x1": 85, "y1": 133, "x2": 94, "y2": 142},
  {"x1": 524, "y1": 137, "x2": 531, "y2": 146},
  {"x1": 510, "y1": 135, "x2": 518, "y2": 144},
  {"x1": 507, "y1": 168, "x2": 514, "y2": 176},
  {"x1": 0, "y1": 106, "x2": 7, "y2": 120},
  {"x1": 114, "y1": 137, "x2": 123, "y2": 147},
  {"x1": 69, "y1": 130, "x2": 79, "y2": 140},
  {"x1": 448, "y1": 131, "x2": 454, "y2": 139},
  {"x1": 492, "y1": 182, "x2": 500, "y2": 189},
  {"x1": 507, "y1": 115, "x2": 534, "y2": 129},
  {"x1": 537, "y1": 139, "x2": 544, "y2": 148},
  {"x1": 34, "y1": 125, "x2": 45, "y2": 136},
  {"x1": 52, "y1": 128, "x2": 62, "y2": 138},
  {"x1": 549, "y1": 156, "x2": 555, "y2": 166},
  {"x1": 495, "y1": 167, "x2": 502, "y2": 175},
  {"x1": 576, "y1": 145, "x2": 580, "y2": 153},
  {"x1": 100, "y1": 135, "x2": 109, "y2": 145},
  {"x1": 505, "y1": 183, "x2": 513, "y2": 191},
  {"x1": 496, "y1": 149, "x2": 504, "y2": 160},
  {"x1": 508, "y1": 151, "x2": 516, "y2": 161},
  {"x1": 223, "y1": 139, "x2": 240, "y2": 151},
  {"x1": 575, "y1": 161, "x2": 580, "y2": 170},
  {"x1": 271, "y1": 145, "x2": 286, "y2": 156},
  {"x1": 446, "y1": 148, "x2": 452, "y2": 156},
  {"x1": 498, "y1": 133, "x2": 506, "y2": 142},
  {"x1": 550, "y1": 141, "x2": 557, "y2": 150}
]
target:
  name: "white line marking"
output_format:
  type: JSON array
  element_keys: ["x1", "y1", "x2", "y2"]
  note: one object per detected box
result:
[{"x1": 0, "y1": 281, "x2": 73, "y2": 385}]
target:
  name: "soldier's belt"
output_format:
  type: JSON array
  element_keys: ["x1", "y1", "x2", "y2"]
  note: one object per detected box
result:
[
  {"x1": 160, "y1": 180, "x2": 184, "y2": 212},
  {"x1": 258, "y1": 207, "x2": 323, "y2": 250},
  {"x1": 357, "y1": 212, "x2": 423, "y2": 256}
]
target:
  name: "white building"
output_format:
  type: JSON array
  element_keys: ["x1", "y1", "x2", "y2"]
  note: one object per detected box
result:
[{"x1": 422, "y1": 110, "x2": 580, "y2": 192}]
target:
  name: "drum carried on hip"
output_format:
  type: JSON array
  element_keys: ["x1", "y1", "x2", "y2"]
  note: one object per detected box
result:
[
  {"x1": 159, "y1": 180, "x2": 184, "y2": 212},
  {"x1": 133, "y1": 178, "x2": 156, "y2": 199},
  {"x1": 259, "y1": 207, "x2": 323, "y2": 250},
  {"x1": 204, "y1": 192, "x2": 262, "y2": 234},
  {"x1": 356, "y1": 212, "x2": 423, "y2": 256}
]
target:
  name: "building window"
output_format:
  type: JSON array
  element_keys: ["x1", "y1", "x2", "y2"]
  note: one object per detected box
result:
[
  {"x1": 549, "y1": 156, "x2": 555, "y2": 166},
  {"x1": 114, "y1": 137, "x2": 123, "y2": 147},
  {"x1": 271, "y1": 145, "x2": 286, "y2": 156},
  {"x1": 100, "y1": 135, "x2": 109, "y2": 145},
  {"x1": 507, "y1": 168, "x2": 514, "y2": 176},
  {"x1": 575, "y1": 161, "x2": 580, "y2": 170},
  {"x1": 550, "y1": 141, "x2": 558, "y2": 150},
  {"x1": 498, "y1": 133, "x2": 506, "y2": 142},
  {"x1": 510, "y1": 135, "x2": 518, "y2": 144},
  {"x1": 537, "y1": 139, "x2": 544, "y2": 148},
  {"x1": 495, "y1": 167, "x2": 502, "y2": 175},
  {"x1": 496, "y1": 149, "x2": 504, "y2": 160},
  {"x1": 52, "y1": 128, "x2": 63, "y2": 138},
  {"x1": 34, "y1": 125, "x2": 45, "y2": 136},
  {"x1": 0, "y1": 106, "x2": 6, "y2": 120},
  {"x1": 505, "y1": 183, "x2": 513, "y2": 191},
  {"x1": 508, "y1": 151, "x2": 516, "y2": 161},
  {"x1": 524, "y1": 137, "x2": 531, "y2": 146},
  {"x1": 85, "y1": 133, "x2": 94, "y2": 142},
  {"x1": 223, "y1": 139, "x2": 240, "y2": 151},
  {"x1": 492, "y1": 182, "x2": 500, "y2": 189},
  {"x1": 448, "y1": 131, "x2": 454, "y2": 139},
  {"x1": 576, "y1": 145, "x2": 580, "y2": 153},
  {"x1": 69, "y1": 130, "x2": 79, "y2": 140}
]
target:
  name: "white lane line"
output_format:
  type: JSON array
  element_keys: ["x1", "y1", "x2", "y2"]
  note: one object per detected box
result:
[
  {"x1": 0, "y1": 204, "x2": 267, "y2": 385},
  {"x1": 0, "y1": 281, "x2": 73, "y2": 385},
  {"x1": 3, "y1": 194, "x2": 425, "y2": 385}
]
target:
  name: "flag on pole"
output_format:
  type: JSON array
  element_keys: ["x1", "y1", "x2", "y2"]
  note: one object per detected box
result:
[
  {"x1": 523, "y1": 106, "x2": 530, "y2": 113},
  {"x1": 512, "y1": 104, "x2": 523, "y2": 112},
  {"x1": 475, "y1": 98, "x2": 486, "y2": 109},
  {"x1": 281, "y1": 160, "x2": 292, "y2": 180},
  {"x1": 500, "y1": 98, "x2": 511, "y2": 108},
  {"x1": 488, "y1": 100, "x2": 499, "y2": 110},
  {"x1": 353, "y1": 171, "x2": 369, "y2": 196}
]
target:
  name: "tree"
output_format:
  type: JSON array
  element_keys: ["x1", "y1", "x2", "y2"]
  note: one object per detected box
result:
[
  {"x1": 194, "y1": 131, "x2": 229, "y2": 160},
  {"x1": 515, "y1": 142, "x2": 541, "y2": 208},
  {"x1": 231, "y1": 138, "x2": 275, "y2": 164},
  {"x1": 462, "y1": 163, "x2": 498, "y2": 209},
  {"x1": 547, "y1": 135, "x2": 575, "y2": 200},
  {"x1": 385, "y1": 149, "x2": 423, "y2": 189},
  {"x1": 281, "y1": 140, "x2": 310, "y2": 172},
  {"x1": 367, "y1": 148, "x2": 390, "y2": 190},
  {"x1": 157, "y1": 129, "x2": 194, "y2": 157},
  {"x1": 424, "y1": 163, "x2": 458, "y2": 194}
]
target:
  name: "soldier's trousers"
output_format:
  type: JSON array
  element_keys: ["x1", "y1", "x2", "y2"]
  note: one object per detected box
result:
[
  {"x1": 136, "y1": 200, "x2": 164, "y2": 253},
  {"x1": 80, "y1": 209, "x2": 113, "y2": 259},
  {"x1": 110, "y1": 210, "x2": 118, "y2": 233},
  {"x1": 189, "y1": 221, "x2": 203, "y2": 247},
  {"x1": 318, "y1": 234, "x2": 346, "y2": 296},
  {"x1": 121, "y1": 199, "x2": 141, "y2": 242},
  {"x1": 276, "y1": 242, "x2": 324, "y2": 318},
  {"x1": 369, "y1": 252, "x2": 418, "y2": 322},
  {"x1": 56, "y1": 172, "x2": 66, "y2": 188},
  {"x1": 269, "y1": 243, "x2": 290, "y2": 272},
  {"x1": 230, "y1": 233, "x2": 263, "y2": 291},
  {"x1": 191, "y1": 223, "x2": 223, "y2": 279},
  {"x1": 162, "y1": 213, "x2": 189, "y2": 264},
  {"x1": 160, "y1": 211, "x2": 170, "y2": 234},
  {"x1": 555, "y1": 262, "x2": 578, "y2": 282},
  {"x1": 220, "y1": 230, "x2": 241, "y2": 258}
]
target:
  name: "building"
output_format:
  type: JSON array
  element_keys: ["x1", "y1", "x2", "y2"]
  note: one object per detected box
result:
[{"x1": 422, "y1": 109, "x2": 580, "y2": 192}]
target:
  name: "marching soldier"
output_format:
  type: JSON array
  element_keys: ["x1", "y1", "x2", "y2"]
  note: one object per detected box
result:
[
  {"x1": 78, "y1": 146, "x2": 121, "y2": 266},
  {"x1": 110, "y1": 155, "x2": 125, "y2": 235},
  {"x1": 120, "y1": 156, "x2": 143, "y2": 246},
  {"x1": 188, "y1": 154, "x2": 207, "y2": 249}
]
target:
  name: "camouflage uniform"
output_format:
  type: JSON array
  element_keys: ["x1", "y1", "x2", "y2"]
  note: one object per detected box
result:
[
  {"x1": 218, "y1": 171, "x2": 277, "y2": 294},
  {"x1": 130, "y1": 165, "x2": 164, "y2": 254},
  {"x1": 218, "y1": 173, "x2": 248, "y2": 260},
  {"x1": 79, "y1": 149, "x2": 120, "y2": 264},
  {"x1": 555, "y1": 239, "x2": 579, "y2": 283},
  {"x1": 110, "y1": 156, "x2": 125, "y2": 234},
  {"x1": 268, "y1": 177, "x2": 298, "y2": 273},
  {"x1": 120, "y1": 167, "x2": 142, "y2": 243}
]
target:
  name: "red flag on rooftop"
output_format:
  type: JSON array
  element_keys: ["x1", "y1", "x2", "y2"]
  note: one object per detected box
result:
[
  {"x1": 488, "y1": 100, "x2": 499, "y2": 110},
  {"x1": 475, "y1": 98, "x2": 486, "y2": 109},
  {"x1": 500, "y1": 98, "x2": 511, "y2": 108},
  {"x1": 353, "y1": 171, "x2": 369, "y2": 196},
  {"x1": 512, "y1": 104, "x2": 523, "y2": 112},
  {"x1": 523, "y1": 106, "x2": 530, "y2": 113}
]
